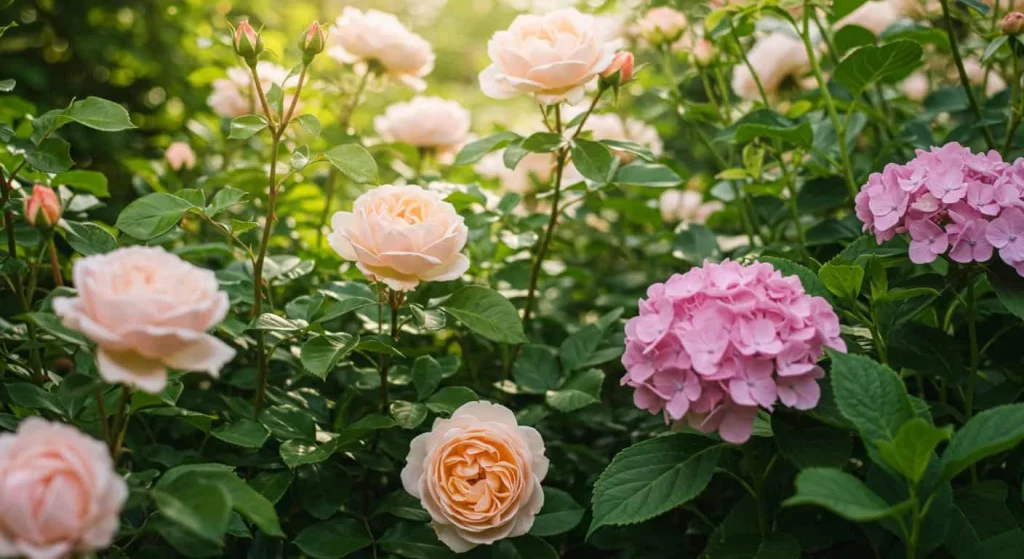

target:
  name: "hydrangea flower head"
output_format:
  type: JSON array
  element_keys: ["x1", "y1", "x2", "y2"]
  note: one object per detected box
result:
[{"x1": 621, "y1": 260, "x2": 847, "y2": 444}]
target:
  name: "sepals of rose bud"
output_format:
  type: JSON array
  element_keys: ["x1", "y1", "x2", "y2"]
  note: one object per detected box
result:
[
  {"x1": 24, "y1": 185, "x2": 62, "y2": 230},
  {"x1": 301, "y1": 21, "x2": 328, "y2": 62},
  {"x1": 233, "y1": 20, "x2": 264, "y2": 63}
]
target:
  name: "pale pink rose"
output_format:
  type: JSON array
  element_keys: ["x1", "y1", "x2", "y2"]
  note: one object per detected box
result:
[
  {"x1": 164, "y1": 142, "x2": 196, "y2": 171},
  {"x1": 690, "y1": 38, "x2": 717, "y2": 65},
  {"x1": 0, "y1": 418, "x2": 128, "y2": 559},
  {"x1": 374, "y1": 96, "x2": 471, "y2": 158},
  {"x1": 577, "y1": 113, "x2": 664, "y2": 162},
  {"x1": 53, "y1": 247, "x2": 235, "y2": 393},
  {"x1": 901, "y1": 72, "x2": 929, "y2": 101},
  {"x1": 961, "y1": 58, "x2": 1007, "y2": 97},
  {"x1": 479, "y1": 9, "x2": 617, "y2": 105},
  {"x1": 638, "y1": 6, "x2": 688, "y2": 44},
  {"x1": 659, "y1": 190, "x2": 723, "y2": 224},
  {"x1": 401, "y1": 401, "x2": 548, "y2": 553},
  {"x1": 476, "y1": 151, "x2": 554, "y2": 194},
  {"x1": 731, "y1": 33, "x2": 810, "y2": 101},
  {"x1": 328, "y1": 185, "x2": 470, "y2": 291},
  {"x1": 328, "y1": 8, "x2": 434, "y2": 91},
  {"x1": 206, "y1": 62, "x2": 300, "y2": 119},
  {"x1": 836, "y1": 1, "x2": 900, "y2": 35}
]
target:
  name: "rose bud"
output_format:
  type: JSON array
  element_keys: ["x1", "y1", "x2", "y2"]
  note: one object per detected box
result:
[
  {"x1": 692, "y1": 39, "x2": 716, "y2": 66},
  {"x1": 233, "y1": 20, "x2": 263, "y2": 61},
  {"x1": 301, "y1": 21, "x2": 328, "y2": 61},
  {"x1": 23, "y1": 185, "x2": 62, "y2": 230},
  {"x1": 601, "y1": 51, "x2": 635, "y2": 85},
  {"x1": 1003, "y1": 12, "x2": 1024, "y2": 35}
]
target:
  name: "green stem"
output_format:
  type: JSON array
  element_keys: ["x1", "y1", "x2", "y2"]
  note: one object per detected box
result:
[
  {"x1": 939, "y1": 0, "x2": 997, "y2": 150},
  {"x1": 730, "y1": 23, "x2": 770, "y2": 105},
  {"x1": 378, "y1": 291, "x2": 402, "y2": 413},
  {"x1": 1004, "y1": 53, "x2": 1023, "y2": 154},
  {"x1": 964, "y1": 274, "x2": 980, "y2": 426},
  {"x1": 110, "y1": 386, "x2": 131, "y2": 461}
]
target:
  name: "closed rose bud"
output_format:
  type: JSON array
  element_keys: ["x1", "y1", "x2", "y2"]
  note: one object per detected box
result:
[
  {"x1": 692, "y1": 39, "x2": 716, "y2": 66},
  {"x1": 1002, "y1": 12, "x2": 1024, "y2": 35},
  {"x1": 601, "y1": 51, "x2": 635, "y2": 84},
  {"x1": 23, "y1": 185, "x2": 61, "y2": 230},
  {"x1": 233, "y1": 20, "x2": 263, "y2": 60},
  {"x1": 301, "y1": 21, "x2": 327, "y2": 60}
]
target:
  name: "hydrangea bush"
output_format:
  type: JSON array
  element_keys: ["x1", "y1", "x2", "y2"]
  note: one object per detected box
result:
[{"x1": 1, "y1": 1, "x2": 1024, "y2": 558}]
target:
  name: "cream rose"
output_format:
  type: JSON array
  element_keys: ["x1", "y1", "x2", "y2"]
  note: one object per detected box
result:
[
  {"x1": 374, "y1": 96, "x2": 471, "y2": 157},
  {"x1": 961, "y1": 58, "x2": 1007, "y2": 98},
  {"x1": 578, "y1": 113, "x2": 664, "y2": 162},
  {"x1": 835, "y1": 1, "x2": 900, "y2": 34},
  {"x1": 0, "y1": 418, "x2": 128, "y2": 559},
  {"x1": 731, "y1": 33, "x2": 810, "y2": 101},
  {"x1": 164, "y1": 142, "x2": 196, "y2": 171},
  {"x1": 637, "y1": 6, "x2": 688, "y2": 45},
  {"x1": 401, "y1": 401, "x2": 548, "y2": 552},
  {"x1": 206, "y1": 62, "x2": 300, "y2": 119},
  {"x1": 329, "y1": 8, "x2": 434, "y2": 91},
  {"x1": 479, "y1": 8, "x2": 617, "y2": 105},
  {"x1": 53, "y1": 246, "x2": 236, "y2": 393},
  {"x1": 660, "y1": 190, "x2": 723, "y2": 224},
  {"x1": 476, "y1": 151, "x2": 554, "y2": 194},
  {"x1": 900, "y1": 72, "x2": 929, "y2": 101},
  {"x1": 328, "y1": 185, "x2": 470, "y2": 291}
]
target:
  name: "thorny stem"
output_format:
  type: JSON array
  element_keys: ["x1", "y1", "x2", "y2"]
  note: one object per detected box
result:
[{"x1": 939, "y1": 0, "x2": 997, "y2": 150}]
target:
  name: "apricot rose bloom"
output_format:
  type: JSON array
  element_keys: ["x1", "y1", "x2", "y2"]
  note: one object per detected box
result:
[
  {"x1": 731, "y1": 33, "x2": 809, "y2": 101},
  {"x1": 0, "y1": 418, "x2": 128, "y2": 559},
  {"x1": 374, "y1": 96, "x2": 471, "y2": 158},
  {"x1": 328, "y1": 185, "x2": 470, "y2": 291},
  {"x1": 401, "y1": 401, "x2": 549, "y2": 552},
  {"x1": 480, "y1": 8, "x2": 617, "y2": 105},
  {"x1": 328, "y1": 8, "x2": 434, "y2": 91},
  {"x1": 53, "y1": 247, "x2": 236, "y2": 393}
]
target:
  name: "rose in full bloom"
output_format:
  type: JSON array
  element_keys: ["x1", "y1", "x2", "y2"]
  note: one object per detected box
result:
[
  {"x1": 53, "y1": 246, "x2": 236, "y2": 393},
  {"x1": 374, "y1": 96, "x2": 471, "y2": 159},
  {"x1": 731, "y1": 33, "x2": 810, "y2": 101},
  {"x1": 659, "y1": 190, "x2": 723, "y2": 224},
  {"x1": 164, "y1": 142, "x2": 196, "y2": 171},
  {"x1": 328, "y1": 8, "x2": 434, "y2": 91},
  {"x1": 900, "y1": 72, "x2": 929, "y2": 102},
  {"x1": 479, "y1": 9, "x2": 617, "y2": 105},
  {"x1": 24, "y1": 185, "x2": 62, "y2": 229},
  {"x1": 328, "y1": 185, "x2": 470, "y2": 291},
  {"x1": 577, "y1": 112, "x2": 664, "y2": 162},
  {"x1": 621, "y1": 260, "x2": 847, "y2": 443},
  {"x1": 637, "y1": 6, "x2": 688, "y2": 45},
  {"x1": 835, "y1": 1, "x2": 900, "y2": 35},
  {"x1": 401, "y1": 401, "x2": 548, "y2": 552},
  {"x1": 960, "y1": 59, "x2": 1007, "y2": 98},
  {"x1": 0, "y1": 418, "x2": 128, "y2": 559},
  {"x1": 207, "y1": 62, "x2": 300, "y2": 119}
]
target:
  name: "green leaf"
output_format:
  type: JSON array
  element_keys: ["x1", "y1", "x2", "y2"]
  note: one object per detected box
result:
[
  {"x1": 982, "y1": 35, "x2": 1009, "y2": 63},
  {"x1": 513, "y1": 345, "x2": 561, "y2": 393},
  {"x1": 589, "y1": 434, "x2": 724, "y2": 536},
  {"x1": 52, "y1": 170, "x2": 109, "y2": 197},
  {"x1": 613, "y1": 162, "x2": 682, "y2": 187},
  {"x1": 818, "y1": 263, "x2": 864, "y2": 301},
  {"x1": 441, "y1": 286, "x2": 528, "y2": 344},
  {"x1": 249, "y1": 470, "x2": 294, "y2": 505},
  {"x1": 453, "y1": 131, "x2": 521, "y2": 166},
  {"x1": 412, "y1": 356, "x2": 443, "y2": 400},
  {"x1": 158, "y1": 465, "x2": 284, "y2": 538},
  {"x1": 571, "y1": 138, "x2": 615, "y2": 184},
  {"x1": 521, "y1": 132, "x2": 565, "y2": 153},
  {"x1": 492, "y1": 536, "x2": 559, "y2": 559},
  {"x1": 115, "y1": 192, "x2": 195, "y2": 240},
  {"x1": 834, "y1": 41, "x2": 923, "y2": 98},
  {"x1": 726, "y1": 109, "x2": 813, "y2": 148},
  {"x1": 784, "y1": 468, "x2": 910, "y2": 521},
  {"x1": 375, "y1": 490, "x2": 430, "y2": 522},
  {"x1": 834, "y1": 25, "x2": 877, "y2": 56},
  {"x1": 325, "y1": 144, "x2": 378, "y2": 184},
  {"x1": 530, "y1": 487, "x2": 585, "y2": 536},
  {"x1": 876, "y1": 418, "x2": 952, "y2": 484},
  {"x1": 772, "y1": 413, "x2": 853, "y2": 469},
  {"x1": 64, "y1": 97, "x2": 135, "y2": 131},
  {"x1": 228, "y1": 115, "x2": 268, "y2": 139},
  {"x1": 294, "y1": 114, "x2": 321, "y2": 137},
  {"x1": 6, "y1": 383, "x2": 62, "y2": 414},
  {"x1": 27, "y1": 312, "x2": 89, "y2": 347},
  {"x1": 294, "y1": 519, "x2": 372, "y2": 559},
  {"x1": 300, "y1": 333, "x2": 357, "y2": 380},
  {"x1": 828, "y1": 349, "x2": 915, "y2": 445},
  {"x1": 211, "y1": 420, "x2": 270, "y2": 449},
  {"x1": 25, "y1": 137, "x2": 73, "y2": 173},
  {"x1": 152, "y1": 480, "x2": 232, "y2": 545},
  {"x1": 291, "y1": 144, "x2": 311, "y2": 170},
  {"x1": 260, "y1": 404, "x2": 316, "y2": 442},
  {"x1": 988, "y1": 265, "x2": 1024, "y2": 320},
  {"x1": 560, "y1": 325, "x2": 604, "y2": 372},
  {"x1": 425, "y1": 386, "x2": 478, "y2": 415},
  {"x1": 759, "y1": 256, "x2": 834, "y2": 303},
  {"x1": 62, "y1": 220, "x2": 117, "y2": 256},
  {"x1": 0, "y1": 79, "x2": 12, "y2": 92},
  {"x1": 206, "y1": 187, "x2": 248, "y2": 216},
  {"x1": 941, "y1": 404, "x2": 1024, "y2": 481},
  {"x1": 380, "y1": 522, "x2": 455, "y2": 559},
  {"x1": 601, "y1": 139, "x2": 656, "y2": 162},
  {"x1": 545, "y1": 369, "x2": 603, "y2": 413},
  {"x1": 830, "y1": 0, "x2": 869, "y2": 20},
  {"x1": 390, "y1": 400, "x2": 428, "y2": 429},
  {"x1": 247, "y1": 313, "x2": 308, "y2": 332}
]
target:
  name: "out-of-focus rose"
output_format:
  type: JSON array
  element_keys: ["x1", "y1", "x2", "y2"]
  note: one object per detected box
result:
[
  {"x1": 731, "y1": 33, "x2": 810, "y2": 101},
  {"x1": 835, "y1": 1, "x2": 900, "y2": 35},
  {"x1": 577, "y1": 113, "x2": 664, "y2": 163},
  {"x1": 960, "y1": 58, "x2": 1007, "y2": 97},
  {"x1": 638, "y1": 6, "x2": 688, "y2": 45},
  {"x1": 164, "y1": 142, "x2": 196, "y2": 171},
  {"x1": 659, "y1": 190, "x2": 723, "y2": 224},
  {"x1": 0, "y1": 418, "x2": 127, "y2": 559},
  {"x1": 23, "y1": 185, "x2": 62, "y2": 230},
  {"x1": 476, "y1": 151, "x2": 554, "y2": 194},
  {"x1": 691, "y1": 38, "x2": 717, "y2": 66},
  {"x1": 329, "y1": 8, "x2": 434, "y2": 91},
  {"x1": 479, "y1": 9, "x2": 617, "y2": 105},
  {"x1": 1003, "y1": 12, "x2": 1024, "y2": 35},
  {"x1": 328, "y1": 185, "x2": 470, "y2": 291},
  {"x1": 374, "y1": 96, "x2": 471, "y2": 158},
  {"x1": 233, "y1": 20, "x2": 263, "y2": 60},
  {"x1": 401, "y1": 401, "x2": 548, "y2": 552},
  {"x1": 900, "y1": 72, "x2": 929, "y2": 101},
  {"x1": 207, "y1": 62, "x2": 300, "y2": 119},
  {"x1": 601, "y1": 51, "x2": 635, "y2": 84},
  {"x1": 53, "y1": 247, "x2": 235, "y2": 393}
]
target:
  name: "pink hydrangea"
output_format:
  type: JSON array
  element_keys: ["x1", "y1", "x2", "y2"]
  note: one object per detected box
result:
[
  {"x1": 621, "y1": 260, "x2": 847, "y2": 444},
  {"x1": 855, "y1": 142, "x2": 1024, "y2": 274}
]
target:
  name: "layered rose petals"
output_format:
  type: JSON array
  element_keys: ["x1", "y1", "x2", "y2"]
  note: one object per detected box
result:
[
  {"x1": 328, "y1": 8, "x2": 434, "y2": 91},
  {"x1": 374, "y1": 96, "x2": 471, "y2": 159}
]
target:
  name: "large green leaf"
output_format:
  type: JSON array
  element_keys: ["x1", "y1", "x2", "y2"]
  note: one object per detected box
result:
[
  {"x1": 530, "y1": 487, "x2": 585, "y2": 536},
  {"x1": 941, "y1": 404, "x2": 1024, "y2": 481},
  {"x1": 65, "y1": 97, "x2": 136, "y2": 131},
  {"x1": 115, "y1": 192, "x2": 195, "y2": 240},
  {"x1": 294, "y1": 519, "x2": 372, "y2": 558},
  {"x1": 152, "y1": 480, "x2": 232, "y2": 545},
  {"x1": 25, "y1": 137, "x2": 73, "y2": 173},
  {"x1": 440, "y1": 286, "x2": 528, "y2": 344},
  {"x1": 545, "y1": 369, "x2": 603, "y2": 413},
  {"x1": 613, "y1": 162, "x2": 682, "y2": 187},
  {"x1": 834, "y1": 41, "x2": 923, "y2": 97},
  {"x1": 876, "y1": 418, "x2": 952, "y2": 484},
  {"x1": 720, "y1": 109, "x2": 813, "y2": 148},
  {"x1": 513, "y1": 345, "x2": 561, "y2": 393},
  {"x1": 784, "y1": 468, "x2": 910, "y2": 521},
  {"x1": 62, "y1": 220, "x2": 117, "y2": 256},
  {"x1": 228, "y1": 115, "x2": 268, "y2": 139},
  {"x1": 211, "y1": 420, "x2": 270, "y2": 449},
  {"x1": 325, "y1": 144, "x2": 378, "y2": 184},
  {"x1": 52, "y1": 170, "x2": 110, "y2": 197},
  {"x1": 453, "y1": 131, "x2": 521, "y2": 165},
  {"x1": 300, "y1": 333, "x2": 358, "y2": 380},
  {"x1": 571, "y1": 138, "x2": 615, "y2": 184},
  {"x1": 827, "y1": 349, "x2": 915, "y2": 445}
]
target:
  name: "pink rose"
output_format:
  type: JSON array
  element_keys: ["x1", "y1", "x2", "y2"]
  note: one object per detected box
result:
[
  {"x1": 53, "y1": 246, "x2": 236, "y2": 393},
  {"x1": 731, "y1": 33, "x2": 810, "y2": 101},
  {"x1": 401, "y1": 401, "x2": 548, "y2": 552},
  {"x1": 164, "y1": 142, "x2": 196, "y2": 171},
  {"x1": 327, "y1": 185, "x2": 470, "y2": 291},
  {"x1": 576, "y1": 112, "x2": 664, "y2": 162},
  {"x1": 206, "y1": 63, "x2": 301, "y2": 119},
  {"x1": 24, "y1": 185, "x2": 62, "y2": 230},
  {"x1": 328, "y1": 8, "x2": 434, "y2": 91},
  {"x1": 835, "y1": 1, "x2": 900, "y2": 35},
  {"x1": 900, "y1": 72, "x2": 929, "y2": 102},
  {"x1": 0, "y1": 418, "x2": 128, "y2": 559},
  {"x1": 479, "y1": 9, "x2": 617, "y2": 105},
  {"x1": 374, "y1": 96, "x2": 471, "y2": 156},
  {"x1": 637, "y1": 6, "x2": 688, "y2": 44}
]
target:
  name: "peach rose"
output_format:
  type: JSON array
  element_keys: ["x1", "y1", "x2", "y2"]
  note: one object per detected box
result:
[
  {"x1": 374, "y1": 96, "x2": 471, "y2": 157},
  {"x1": 328, "y1": 185, "x2": 470, "y2": 291},
  {"x1": 328, "y1": 8, "x2": 434, "y2": 91},
  {"x1": 660, "y1": 190, "x2": 723, "y2": 224},
  {"x1": 164, "y1": 142, "x2": 196, "y2": 171},
  {"x1": 731, "y1": 33, "x2": 810, "y2": 101},
  {"x1": 637, "y1": 6, "x2": 688, "y2": 45},
  {"x1": 901, "y1": 72, "x2": 929, "y2": 101},
  {"x1": 401, "y1": 401, "x2": 548, "y2": 552},
  {"x1": 206, "y1": 62, "x2": 300, "y2": 119},
  {"x1": 479, "y1": 9, "x2": 617, "y2": 105},
  {"x1": 577, "y1": 113, "x2": 664, "y2": 162},
  {"x1": 835, "y1": 1, "x2": 900, "y2": 35},
  {"x1": 53, "y1": 247, "x2": 235, "y2": 393},
  {"x1": 0, "y1": 418, "x2": 128, "y2": 559}
]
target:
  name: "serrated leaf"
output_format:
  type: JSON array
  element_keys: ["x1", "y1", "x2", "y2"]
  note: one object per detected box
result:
[
  {"x1": 115, "y1": 192, "x2": 195, "y2": 240},
  {"x1": 941, "y1": 403, "x2": 1024, "y2": 481},
  {"x1": 325, "y1": 144, "x2": 378, "y2": 184},
  {"x1": 453, "y1": 131, "x2": 521, "y2": 166},
  {"x1": 300, "y1": 334, "x2": 357, "y2": 380},
  {"x1": 828, "y1": 349, "x2": 914, "y2": 446},
  {"x1": 835, "y1": 41, "x2": 923, "y2": 98},
  {"x1": 228, "y1": 115, "x2": 269, "y2": 139},
  {"x1": 66, "y1": 97, "x2": 136, "y2": 131},
  {"x1": 441, "y1": 286, "x2": 527, "y2": 344},
  {"x1": 784, "y1": 467, "x2": 911, "y2": 521}
]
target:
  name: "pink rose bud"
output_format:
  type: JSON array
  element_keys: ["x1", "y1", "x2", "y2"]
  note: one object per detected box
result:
[
  {"x1": 164, "y1": 141, "x2": 196, "y2": 171},
  {"x1": 601, "y1": 51, "x2": 635, "y2": 83},
  {"x1": 233, "y1": 20, "x2": 263, "y2": 60},
  {"x1": 692, "y1": 39, "x2": 716, "y2": 66},
  {"x1": 1002, "y1": 12, "x2": 1024, "y2": 35},
  {"x1": 301, "y1": 21, "x2": 328, "y2": 60},
  {"x1": 23, "y1": 185, "x2": 61, "y2": 230}
]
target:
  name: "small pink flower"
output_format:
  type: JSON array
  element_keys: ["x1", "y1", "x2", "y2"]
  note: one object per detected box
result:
[
  {"x1": 777, "y1": 368, "x2": 824, "y2": 410},
  {"x1": 907, "y1": 219, "x2": 949, "y2": 264},
  {"x1": 948, "y1": 217, "x2": 994, "y2": 263},
  {"x1": 23, "y1": 185, "x2": 62, "y2": 229},
  {"x1": 987, "y1": 207, "x2": 1024, "y2": 265}
]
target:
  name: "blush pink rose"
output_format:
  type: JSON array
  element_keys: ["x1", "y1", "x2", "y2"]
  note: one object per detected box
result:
[
  {"x1": 53, "y1": 246, "x2": 236, "y2": 393},
  {"x1": 328, "y1": 8, "x2": 434, "y2": 91},
  {"x1": 835, "y1": 1, "x2": 900, "y2": 35},
  {"x1": 401, "y1": 401, "x2": 549, "y2": 552},
  {"x1": 0, "y1": 418, "x2": 128, "y2": 559},
  {"x1": 731, "y1": 33, "x2": 810, "y2": 101},
  {"x1": 479, "y1": 8, "x2": 617, "y2": 105},
  {"x1": 164, "y1": 142, "x2": 196, "y2": 171},
  {"x1": 637, "y1": 6, "x2": 688, "y2": 44},
  {"x1": 374, "y1": 96, "x2": 471, "y2": 157},
  {"x1": 206, "y1": 62, "x2": 301, "y2": 119},
  {"x1": 575, "y1": 112, "x2": 664, "y2": 162},
  {"x1": 327, "y1": 185, "x2": 470, "y2": 291}
]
